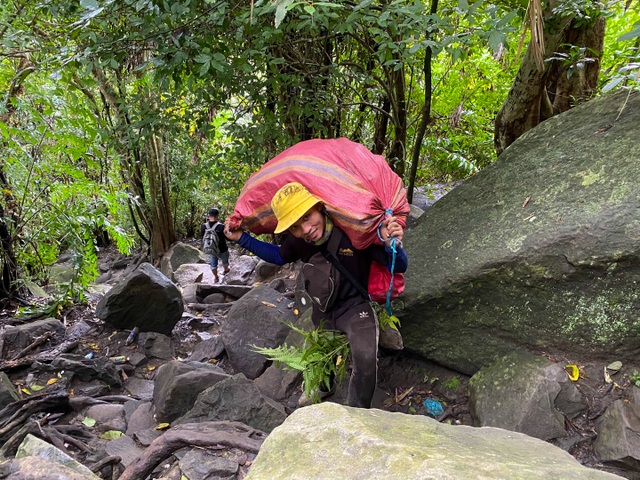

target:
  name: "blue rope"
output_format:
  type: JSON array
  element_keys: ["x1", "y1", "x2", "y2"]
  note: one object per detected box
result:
[{"x1": 377, "y1": 209, "x2": 397, "y2": 316}]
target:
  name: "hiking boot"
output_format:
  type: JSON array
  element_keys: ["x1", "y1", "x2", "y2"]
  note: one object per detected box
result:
[
  {"x1": 297, "y1": 388, "x2": 332, "y2": 408},
  {"x1": 223, "y1": 267, "x2": 230, "y2": 274},
  {"x1": 379, "y1": 326, "x2": 404, "y2": 351}
]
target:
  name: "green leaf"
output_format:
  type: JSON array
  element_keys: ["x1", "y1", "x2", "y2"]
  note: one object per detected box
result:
[
  {"x1": 100, "y1": 430, "x2": 125, "y2": 440},
  {"x1": 607, "y1": 361, "x2": 623, "y2": 373},
  {"x1": 602, "y1": 76, "x2": 624, "y2": 92},
  {"x1": 80, "y1": 0, "x2": 99, "y2": 9},
  {"x1": 82, "y1": 417, "x2": 96, "y2": 427},
  {"x1": 487, "y1": 31, "x2": 505, "y2": 53},
  {"x1": 275, "y1": 0, "x2": 296, "y2": 28},
  {"x1": 353, "y1": 0, "x2": 373, "y2": 12},
  {"x1": 194, "y1": 54, "x2": 212, "y2": 64},
  {"x1": 496, "y1": 10, "x2": 518, "y2": 29},
  {"x1": 618, "y1": 26, "x2": 640, "y2": 41}
]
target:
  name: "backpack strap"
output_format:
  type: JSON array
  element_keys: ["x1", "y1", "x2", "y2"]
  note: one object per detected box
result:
[{"x1": 321, "y1": 230, "x2": 370, "y2": 301}]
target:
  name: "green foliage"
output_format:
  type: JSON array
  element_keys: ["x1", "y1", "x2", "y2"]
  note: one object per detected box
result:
[
  {"x1": 546, "y1": 45, "x2": 598, "y2": 80},
  {"x1": 444, "y1": 375, "x2": 461, "y2": 390},
  {"x1": 630, "y1": 369, "x2": 640, "y2": 387},
  {"x1": 598, "y1": 4, "x2": 640, "y2": 94},
  {"x1": 252, "y1": 322, "x2": 350, "y2": 404},
  {"x1": 373, "y1": 303, "x2": 401, "y2": 331},
  {"x1": 0, "y1": 0, "x2": 637, "y2": 301},
  {"x1": 551, "y1": 0, "x2": 612, "y2": 26},
  {"x1": 0, "y1": 75, "x2": 134, "y2": 304}
]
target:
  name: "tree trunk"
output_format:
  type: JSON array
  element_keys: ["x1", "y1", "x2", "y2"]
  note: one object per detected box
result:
[
  {"x1": 372, "y1": 96, "x2": 391, "y2": 155},
  {"x1": 494, "y1": 1, "x2": 577, "y2": 156},
  {"x1": 386, "y1": 61, "x2": 407, "y2": 178},
  {"x1": 546, "y1": 16, "x2": 605, "y2": 115},
  {"x1": 408, "y1": 0, "x2": 439, "y2": 204},
  {"x1": 145, "y1": 134, "x2": 175, "y2": 261}
]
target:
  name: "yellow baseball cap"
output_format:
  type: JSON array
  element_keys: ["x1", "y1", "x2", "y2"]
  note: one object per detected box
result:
[{"x1": 271, "y1": 182, "x2": 321, "y2": 234}]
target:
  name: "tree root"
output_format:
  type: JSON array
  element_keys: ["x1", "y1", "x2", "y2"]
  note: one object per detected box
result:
[
  {"x1": 0, "y1": 413, "x2": 95, "y2": 458},
  {"x1": 96, "y1": 395, "x2": 140, "y2": 403},
  {"x1": 0, "y1": 391, "x2": 70, "y2": 443},
  {"x1": 90, "y1": 455, "x2": 122, "y2": 473},
  {"x1": 187, "y1": 302, "x2": 234, "y2": 312},
  {"x1": 0, "y1": 339, "x2": 79, "y2": 372},
  {"x1": 10, "y1": 331, "x2": 54, "y2": 360},
  {"x1": 117, "y1": 421, "x2": 266, "y2": 480},
  {"x1": 69, "y1": 395, "x2": 136, "y2": 411},
  {"x1": 0, "y1": 420, "x2": 38, "y2": 457}
]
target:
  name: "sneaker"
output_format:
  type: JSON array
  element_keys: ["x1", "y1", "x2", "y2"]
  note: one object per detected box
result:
[
  {"x1": 379, "y1": 326, "x2": 404, "y2": 351},
  {"x1": 297, "y1": 388, "x2": 332, "y2": 407}
]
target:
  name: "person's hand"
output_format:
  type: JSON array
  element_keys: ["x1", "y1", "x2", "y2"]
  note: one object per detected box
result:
[
  {"x1": 380, "y1": 215, "x2": 404, "y2": 246},
  {"x1": 224, "y1": 219, "x2": 243, "y2": 242}
]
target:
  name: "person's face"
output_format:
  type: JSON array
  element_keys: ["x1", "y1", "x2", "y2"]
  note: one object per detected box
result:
[{"x1": 288, "y1": 205, "x2": 324, "y2": 242}]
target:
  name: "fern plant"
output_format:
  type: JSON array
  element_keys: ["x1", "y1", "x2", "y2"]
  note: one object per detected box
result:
[
  {"x1": 252, "y1": 322, "x2": 350, "y2": 404},
  {"x1": 373, "y1": 303, "x2": 401, "y2": 332}
]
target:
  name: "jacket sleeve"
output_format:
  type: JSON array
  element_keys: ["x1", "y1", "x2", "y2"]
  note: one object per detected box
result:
[
  {"x1": 237, "y1": 232, "x2": 286, "y2": 265},
  {"x1": 384, "y1": 243, "x2": 408, "y2": 273}
]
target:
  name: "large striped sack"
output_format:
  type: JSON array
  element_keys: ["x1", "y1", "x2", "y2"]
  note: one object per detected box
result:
[{"x1": 228, "y1": 137, "x2": 409, "y2": 250}]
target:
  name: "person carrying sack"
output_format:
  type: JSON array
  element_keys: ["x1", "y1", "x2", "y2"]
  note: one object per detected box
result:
[{"x1": 225, "y1": 182, "x2": 408, "y2": 408}]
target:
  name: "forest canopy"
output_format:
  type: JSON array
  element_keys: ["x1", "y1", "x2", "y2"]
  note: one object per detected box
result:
[{"x1": 0, "y1": 0, "x2": 638, "y2": 304}]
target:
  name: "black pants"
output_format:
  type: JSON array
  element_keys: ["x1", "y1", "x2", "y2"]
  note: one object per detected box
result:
[{"x1": 319, "y1": 302, "x2": 379, "y2": 408}]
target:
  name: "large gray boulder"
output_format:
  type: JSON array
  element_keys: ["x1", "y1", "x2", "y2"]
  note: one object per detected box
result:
[
  {"x1": 10, "y1": 434, "x2": 100, "y2": 479},
  {"x1": 160, "y1": 241, "x2": 208, "y2": 278},
  {"x1": 95, "y1": 263, "x2": 184, "y2": 335},
  {"x1": 246, "y1": 403, "x2": 623, "y2": 480},
  {"x1": 468, "y1": 350, "x2": 584, "y2": 441},
  {"x1": 175, "y1": 374, "x2": 287, "y2": 433},
  {"x1": 595, "y1": 397, "x2": 640, "y2": 471},
  {"x1": 400, "y1": 89, "x2": 640, "y2": 374},
  {"x1": 153, "y1": 360, "x2": 230, "y2": 422},
  {"x1": 0, "y1": 318, "x2": 65, "y2": 358},
  {"x1": 224, "y1": 254, "x2": 260, "y2": 285},
  {"x1": 173, "y1": 263, "x2": 216, "y2": 287},
  {"x1": 221, "y1": 284, "x2": 298, "y2": 379}
]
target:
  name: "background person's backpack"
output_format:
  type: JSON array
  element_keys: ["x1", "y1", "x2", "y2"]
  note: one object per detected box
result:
[{"x1": 202, "y1": 221, "x2": 221, "y2": 255}]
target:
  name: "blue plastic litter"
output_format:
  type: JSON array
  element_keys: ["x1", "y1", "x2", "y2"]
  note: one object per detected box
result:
[{"x1": 423, "y1": 397, "x2": 444, "y2": 417}]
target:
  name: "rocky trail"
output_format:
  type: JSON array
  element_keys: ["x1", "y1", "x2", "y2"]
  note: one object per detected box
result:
[
  {"x1": 1, "y1": 178, "x2": 638, "y2": 479},
  {"x1": 0, "y1": 239, "x2": 475, "y2": 480}
]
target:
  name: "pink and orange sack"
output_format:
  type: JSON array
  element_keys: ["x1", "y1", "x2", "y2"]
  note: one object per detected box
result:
[{"x1": 228, "y1": 138, "x2": 409, "y2": 302}]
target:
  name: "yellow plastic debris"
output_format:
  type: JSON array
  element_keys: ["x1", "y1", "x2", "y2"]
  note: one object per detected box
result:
[{"x1": 565, "y1": 364, "x2": 580, "y2": 381}]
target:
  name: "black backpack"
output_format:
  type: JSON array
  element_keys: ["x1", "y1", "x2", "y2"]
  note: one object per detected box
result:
[{"x1": 202, "y1": 221, "x2": 221, "y2": 255}]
